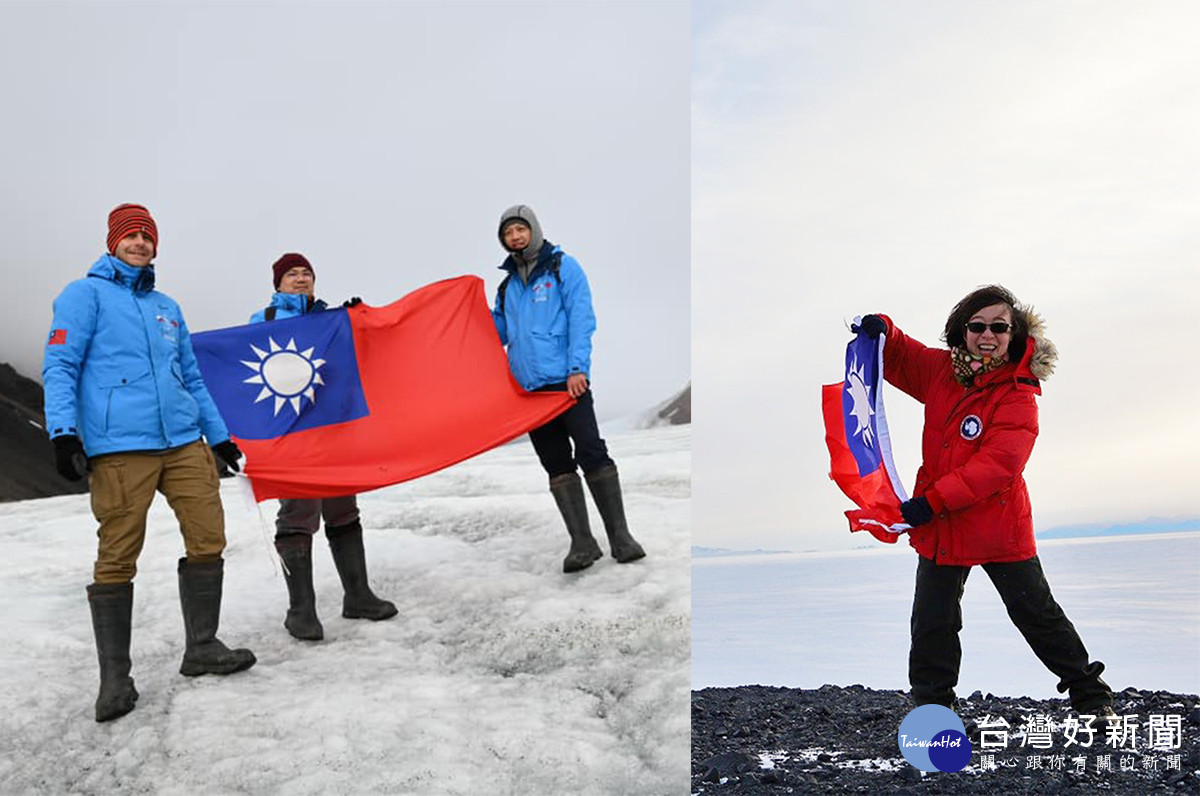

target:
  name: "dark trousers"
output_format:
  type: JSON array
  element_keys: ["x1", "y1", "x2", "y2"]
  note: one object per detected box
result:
[
  {"x1": 909, "y1": 554, "x2": 1112, "y2": 710},
  {"x1": 275, "y1": 495, "x2": 359, "y2": 538},
  {"x1": 528, "y1": 386, "x2": 614, "y2": 478}
]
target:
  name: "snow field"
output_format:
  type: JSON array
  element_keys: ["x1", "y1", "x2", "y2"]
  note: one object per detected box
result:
[{"x1": 0, "y1": 426, "x2": 690, "y2": 795}]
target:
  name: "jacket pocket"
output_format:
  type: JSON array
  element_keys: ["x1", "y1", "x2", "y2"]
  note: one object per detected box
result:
[
  {"x1": 96, "y1": 368, "x2": 152, "y2": 433},
  {"x1": 168, "y1": 362, "x2": 201, "y2": 432},
  {"x1": 530, "y1": 331, "x2": 568, "y2": 380}
]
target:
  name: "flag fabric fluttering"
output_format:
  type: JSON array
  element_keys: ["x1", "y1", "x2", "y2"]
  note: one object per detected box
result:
[
  {"x1": 192, "y1": 276, "x2": 574, "y2": 502},
  {"x1": 821, "y1": 324, "x2": 911, "y2": 543}
]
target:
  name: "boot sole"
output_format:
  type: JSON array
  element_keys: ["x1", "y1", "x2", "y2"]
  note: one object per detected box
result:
[
  {"x1": 180, "y1": 655, "x2": 257, "y2": 677},
  {"x1": 563, "y1": 555, "x2": 603, "y2": 573},
  {"x1": 286, "y1": 626, "x2": 325, "y2": 641},
  {"x1": 95, "y1": 701, "x2": 137, "y2": 723},
  {"x1": 343, "y1": 605, "x2": 399, "y2": 621},
  {"x1": 285, "y1": 614, "x2": 325, "y2": 640},
  {"x1": 563, "y1": 547, "x2": 604, "y2": 573}
]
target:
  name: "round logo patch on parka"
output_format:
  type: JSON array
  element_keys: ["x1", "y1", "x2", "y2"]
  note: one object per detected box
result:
[{"x1": 960, "y1": 414, "x2": 983, "y2": 440}]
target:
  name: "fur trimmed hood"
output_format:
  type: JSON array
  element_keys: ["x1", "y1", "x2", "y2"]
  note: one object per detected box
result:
[{"x1": 1019, "y1": 307, "x2": 1057, "y2": 381}]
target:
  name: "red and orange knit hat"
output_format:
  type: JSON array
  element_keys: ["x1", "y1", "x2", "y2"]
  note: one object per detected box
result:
[
  {"x1": 272, "y1": 253, "x2": 315, "y2": 289},
  {"x1": 107, "y1": 203, "x2": 158, "y2": 257}
]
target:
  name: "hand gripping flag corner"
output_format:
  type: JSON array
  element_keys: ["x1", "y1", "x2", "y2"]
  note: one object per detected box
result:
[
  {"x1": 192, "y1": 276, "x2": 574, "y2": 501},
  {"x1": 821, "y1": 325, "x2": 911, "y2": 543}
]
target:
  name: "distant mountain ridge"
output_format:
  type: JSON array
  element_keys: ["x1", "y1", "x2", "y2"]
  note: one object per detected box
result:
[
  {"x1": 649, "y1": 382, "x2": 690, "y2": 426},
  {"x1": 602, "y1": 382, "x2": 691, "y2": 434},
  {"x1": 1035, "y1": 516, "x2": 1199, "y2": 540},
  {"x1": 0, "y1": 362, "x2": 88, "y2": 502},
  {"x1": 693, "y1": 516, "x2": 1200, "y2": 558},
  {"x1": 692, "y1": 546, "x2": 793, "y2": 558},
  {"x1": 621, "y1": 381, "x2": 689, "y2": 430}
]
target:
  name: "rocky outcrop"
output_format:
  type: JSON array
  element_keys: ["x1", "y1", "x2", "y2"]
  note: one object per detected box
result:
[
  {"x1": 0, "y1": 363, "x2": 87, "y2": 501},
  {"x1": 693, "y1": 683, "x2": 1199, "y2": 794}
]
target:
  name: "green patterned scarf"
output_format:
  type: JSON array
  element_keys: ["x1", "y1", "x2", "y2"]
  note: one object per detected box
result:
[{"x1": 951, "y1": 346, "x2": 1007, "y2": 387}]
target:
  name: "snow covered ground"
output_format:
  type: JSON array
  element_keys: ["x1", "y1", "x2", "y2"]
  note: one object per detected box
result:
[
  {"x1": 693, "y1": 531, "x2": 1200, "y2": 700},
  {"x1": 0, "y1": 426, "x2": 690, "y2": 795}
]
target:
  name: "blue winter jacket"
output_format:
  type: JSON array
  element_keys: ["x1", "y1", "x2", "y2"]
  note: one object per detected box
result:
[
  {"x1": 42, "y1": 254, "x2": 230, "y2": 456},
  {"x1": 248, "y1": 292, "x2": 328, "y2": 324},
  {"x1": 492, "y1": 242, "x2": 597, "y2": 391}
]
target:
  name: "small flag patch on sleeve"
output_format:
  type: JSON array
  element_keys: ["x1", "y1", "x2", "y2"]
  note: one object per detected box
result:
[{"x1": 48, "y1": 329, "x2": 67, "y2": 345}]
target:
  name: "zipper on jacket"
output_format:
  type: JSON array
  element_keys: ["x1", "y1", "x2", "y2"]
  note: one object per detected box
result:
[{"x1": 945, "y1": 381, "x2": 1002, "y2": 426}]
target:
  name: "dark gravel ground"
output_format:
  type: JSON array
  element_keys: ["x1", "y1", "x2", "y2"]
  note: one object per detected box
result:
[{"x1": 692, "y1": 684, "x2": 1200, "y2": 794}]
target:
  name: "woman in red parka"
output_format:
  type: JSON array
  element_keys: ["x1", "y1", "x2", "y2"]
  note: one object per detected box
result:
[{"x1": 857, "y1": 285, "x2": 1114, "y2": 717}]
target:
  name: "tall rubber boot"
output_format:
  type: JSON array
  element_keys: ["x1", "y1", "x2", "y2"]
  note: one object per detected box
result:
[
  {"x1": 550, "y1": 472, "x2": 604, "y2": 573},
  {"x1": 274, "y1": 534, "x2": 324, "y2": 641},
  {"x1": 87, "y1": 582, "x2": 139, "y2": 722},
  {"x1": 177, "y1": 558, "x2": 257, "y2": 677},
  {"x1": 326, "y1": 521, "x2": 398, "y2": 620},
  {"x1": 585, "y1": 465, "x2": 646, "y2": 563}
]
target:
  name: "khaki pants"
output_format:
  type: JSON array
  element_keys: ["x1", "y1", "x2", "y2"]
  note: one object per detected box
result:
[{"x1": 89, "y1": 440, "x2": 226, "y2": 584}]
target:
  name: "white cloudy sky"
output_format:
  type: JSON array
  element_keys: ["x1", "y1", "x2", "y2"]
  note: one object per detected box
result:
[
  {"x1": 0, "y1": 0, "x2": 689, "y2": 422},
  {"x1": 693, "y1": 0, "x2": 1200, "y2": 549}
]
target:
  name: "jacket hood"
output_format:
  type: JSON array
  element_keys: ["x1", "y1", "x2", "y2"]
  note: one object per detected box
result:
[
  {"x1": 1018, "y1": 306, "x2": 1056, "y2": 382},
  {"x1": 498, "y1": 204, "x2": 545, "y2": 261},
  {"x1": 87, "y1": 253, "x2": 156, "y2": 294}
]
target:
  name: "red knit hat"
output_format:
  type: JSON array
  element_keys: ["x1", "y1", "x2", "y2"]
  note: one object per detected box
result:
[
  {"x1": 272, "y1": 253, "x2": 315, "y2": 289},
  {"x1": 107, "y1": 203, "x2": 158, "y2": 256}
]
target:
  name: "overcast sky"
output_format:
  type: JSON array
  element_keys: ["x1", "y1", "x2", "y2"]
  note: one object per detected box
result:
[
  {"x1": 1, "y1": 0, "x2": 689, "y2": 423},
  {"x1": 693, "y1": 0, "x2": 1200, "y2": 550}
]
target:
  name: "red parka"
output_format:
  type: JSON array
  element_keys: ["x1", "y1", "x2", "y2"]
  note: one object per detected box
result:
[{"x1": 878, "y1": 311, "x2": 1057, "y2": 566}]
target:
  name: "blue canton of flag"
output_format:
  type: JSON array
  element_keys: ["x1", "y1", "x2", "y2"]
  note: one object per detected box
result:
[
  {"x1": 842, "y1": 332, "x2": 883, "y2": 477},
  {"x1": 192, "y1": 310, "x2": 368, "y2": 440}
]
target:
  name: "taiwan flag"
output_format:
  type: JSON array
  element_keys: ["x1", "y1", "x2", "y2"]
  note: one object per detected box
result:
[
  {"x1": 821, "y1": 324, "x2": 911, "y2": 543},
  {"x1": 192, "y1": 276, "x2": 574, "y2": 501}
]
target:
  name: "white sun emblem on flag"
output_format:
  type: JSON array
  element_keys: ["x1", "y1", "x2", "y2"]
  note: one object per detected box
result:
[
  {"x1": 240, "y1": 337, "x2": 326, "y2": 416},
  {"x1": 846, "y1": 354, "x2": 875, "y2": 446}
]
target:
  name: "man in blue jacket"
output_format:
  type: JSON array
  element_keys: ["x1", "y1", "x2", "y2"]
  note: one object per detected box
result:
[
  {"x1": 43, "y1": 203, "x2": 256, "y2": 723},
  {"x1": 249, "y1": 253, "x2": 396, "y2": 642},
  {"x1": 492, "y1": 205, "x2": 645, "y2": 573}
]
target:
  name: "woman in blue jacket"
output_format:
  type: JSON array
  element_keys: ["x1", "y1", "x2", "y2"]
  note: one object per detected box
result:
[
  {"x1": 251, "y1": 253, "x2": 396, "y2": 641},
  {"x1": 493, "y1": 205, "x2": 645, "y2": 573}
]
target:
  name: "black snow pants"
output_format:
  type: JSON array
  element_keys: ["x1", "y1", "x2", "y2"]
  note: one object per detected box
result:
[{"x1": 909, "y1": 554, "x2": 1113, "y2": 711}]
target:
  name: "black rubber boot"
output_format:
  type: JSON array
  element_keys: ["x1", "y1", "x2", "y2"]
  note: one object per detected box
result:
[
  {"x1": 585, "y1": 465, "x2": 646, "y2": 563},
  {"x1": 275, "y1": 534, "x2": 324, "y2": 641},
  {"x1": 177, "y1": 558, "x2": 257, "y2": 677},
  {"x1": 87, "y1": 582, "x2": 139, "y2": 722},
  {"x1": 549, "y1": 472, "x2": 604, "y2": 573},
  {"x1": 326, "y1": 521, "x2": 398, "y2": 620}
]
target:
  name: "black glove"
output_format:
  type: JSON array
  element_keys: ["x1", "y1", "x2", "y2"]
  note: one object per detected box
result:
[
  {"x1": 52, "y1": 435, "x2": 89, "y2": 481},
  {"x1": 900, "y1": 496, "x2": 934, "y2": 527},
  {"x1": 212, "y1": 440, "x2": 242, "y2": 473},
  {"x1": 342, "y1": 297, "x2": 363, "y2": 308},
  {"x1": 852, "y1": 314, "x2": 887, "y2": 339}
]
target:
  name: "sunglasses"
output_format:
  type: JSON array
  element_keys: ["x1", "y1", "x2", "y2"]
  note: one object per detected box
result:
[{"x1": 965, "y1": 321, "x2": 1012, "y2": 335}]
